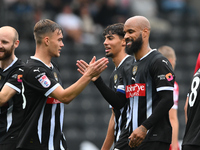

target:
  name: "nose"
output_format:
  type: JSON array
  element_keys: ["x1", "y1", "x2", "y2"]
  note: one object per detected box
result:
[
  {"x1": 124, "y1": 33, "x2": 129, "y2": 41},
  {"x1": 61, "y1": 41, "x2": 64, "y2": 47},
  {"x1": 103, "y1": 38, "x2": 108, "y2": 46}
]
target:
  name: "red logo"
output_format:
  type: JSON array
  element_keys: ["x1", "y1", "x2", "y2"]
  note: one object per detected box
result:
[
  {"x1": 126, "y1": 84, "x2": 146, "y2": 98},
  {"x1": 46, "y1": 97, "x2": 61, "y2": 104}
]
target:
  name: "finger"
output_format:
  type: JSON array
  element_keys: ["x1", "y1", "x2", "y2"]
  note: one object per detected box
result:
[
  {"x1": 89, "y1": 56, "x2": 96, "y2": 64},
  {"x1": 128, "y1": 137, "x2": 136, "y2": 148},
  {"x1": 77, "y1": 68, "x2": 84, "y2": 75},
  {"x1": 79, "y1": 60, "x2": 89, "y2": 68},
  {"x1": 76, "y1": 62, "x2": 85, "y2": 73},
  {"x1": 135, "y1": 138, "x2": 144, "y2": 147},
  {"x1": 94, "y1": 58, "x2": 109, "y2": 69}
]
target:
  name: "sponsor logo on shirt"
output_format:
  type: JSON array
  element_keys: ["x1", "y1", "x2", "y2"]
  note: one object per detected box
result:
[
  {"x1": 33, "y1": 68, "x2": 40, "y2": 72},
  {"x1": 166, "y1": 73, "x2": 173, "y2": 81},
  {"x1": 46, "y1": 97, "x2": 61, "y2": 104},
  {"x1": 157, "y1": 73, "x2": 174, "y2": 81},
  {"x1": 162, "y1": 59, "x2": 168, "y2": 65},
  {"x1": 126, "y1": 83, "x2": 146, "y2": 98},
  {"x1": 12, "y1": 74, "x2": 18, "y2": 79},
  {"x1": 38, "y1": 75, "x2": 51, "y2": 88},
  {"x1": 17, "y1": 74, "x2": 23, "y2": 82}
]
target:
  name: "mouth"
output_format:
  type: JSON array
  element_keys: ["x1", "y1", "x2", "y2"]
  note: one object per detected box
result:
[
  {"x1": 105, "y1": 47, "x2": 111, "y2": 53},
  {"x1": 126, "y1": 39, "x2": 133, "y2": 47}
]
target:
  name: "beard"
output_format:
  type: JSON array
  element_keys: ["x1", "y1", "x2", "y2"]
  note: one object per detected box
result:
[
  {"x1": 105, "y1": 52, "x2": 113, "y2": 58},
  {"x1": 125, "y1": 34, "x2": 143, "y2": 55},
  {"x1": 0, "y1": 44, "x2": 14, "y2": 60}
]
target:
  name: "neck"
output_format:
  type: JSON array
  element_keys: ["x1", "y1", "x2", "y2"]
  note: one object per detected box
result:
[
  {"x1": 134, "y1": 43, "x2": 151, "y2": 61},
  {"x1": 112, "y1": 52, "x2": 128, "y2": 68},
  {"x1": 34, "y1": 47, "x2": 52, "y2": 67}
]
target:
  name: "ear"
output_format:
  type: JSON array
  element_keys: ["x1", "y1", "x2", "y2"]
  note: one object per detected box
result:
[
  {"x1": 14, "y1": 40, "x2": 20, "y2": 49},
  {"x1": 142, "y1": 28, "x2": 149, "y2": 39},
  {"x1": 122, "y1": 38, "x2": 126, "y2": 47},
  {"x1": 44, "y1": 37, "x2": 49, "y2": 46}
]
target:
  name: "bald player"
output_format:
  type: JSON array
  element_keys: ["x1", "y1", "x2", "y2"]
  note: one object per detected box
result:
[
  {"x1": 123, "y1": 16, "x2": 175, "y2": 149},
  {"x1": 77, "y1": 16, "x2": 175, "y2": 150},
  {"x1": 158, "y1": 46, "x2": 180, "y2": 150},
  {"x1": 0, "y1": 26, "x2": 25, "y2": 150}
]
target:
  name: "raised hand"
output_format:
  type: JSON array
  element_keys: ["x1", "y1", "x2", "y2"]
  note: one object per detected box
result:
[{"x1": 76, "y1": 56, "x2": 109, "y2": 81}]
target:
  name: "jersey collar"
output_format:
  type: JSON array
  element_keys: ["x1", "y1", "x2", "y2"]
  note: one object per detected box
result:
[
  {"x1": 135, "y1": 49, "x2": 157, "y2": 62},
  {"x1": 3, "y1": 57, "x2": 18, "y2": 72},
  {"x1": 30, "y1": 56, "x2": 54, "y2": 69},
  {"x1": 115, "y1": 55, "x2": 131, "y2": 70}
]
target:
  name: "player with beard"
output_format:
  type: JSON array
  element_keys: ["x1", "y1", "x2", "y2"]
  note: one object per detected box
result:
[
  {"x1": 77, "y1": 23, "x2": 134, "y2": 150},
  {"x1": 77, "y1": 16, "x2": 174, "y2": 150},
  {"x1": 123, "y1": 16, "x2": 174, "y2": 150},
  {"x1": 0, "y1": 26, "x2": 25, "y2": 150}
]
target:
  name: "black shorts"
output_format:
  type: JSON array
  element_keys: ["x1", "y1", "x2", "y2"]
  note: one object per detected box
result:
[
  {"x1": 114, "y1": 127, "x2": 134, "y2": 150},
  {"x1": 135, "y1": 141, "x2": 170, "y2": 150},
  {"x1": 182, "y1": 145, "x2": 200, "y2": 150},
  {"x1": 0, "y1": 143, "x2": 17, "y2": 150}
]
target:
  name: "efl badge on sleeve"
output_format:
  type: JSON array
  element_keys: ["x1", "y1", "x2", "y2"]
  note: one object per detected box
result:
[{"x1": 38, "y1": 75, "x2": 51, "y2": 88}]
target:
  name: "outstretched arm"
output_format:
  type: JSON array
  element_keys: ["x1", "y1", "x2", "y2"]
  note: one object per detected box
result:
[
  {"x1": 50, "y1": 56, "x2": 108, "y2": 104},
  {"x1": 77, "y1": 58, "x2": 127, "y2": 109}
]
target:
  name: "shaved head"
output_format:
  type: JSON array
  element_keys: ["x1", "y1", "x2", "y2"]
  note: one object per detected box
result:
[
  {"x1": 125, "y1": 16, "x2": 151, "y2": 31},
  {"x1": 0, "y1": 26, "x2": 19, "y2": 42}
]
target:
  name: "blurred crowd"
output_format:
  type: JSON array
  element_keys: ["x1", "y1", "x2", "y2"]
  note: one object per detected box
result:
[{"x1": 1, "y1": 0, "x2": 196, "y2": 45}]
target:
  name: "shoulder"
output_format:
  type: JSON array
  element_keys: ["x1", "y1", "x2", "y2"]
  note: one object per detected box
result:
[{"x1": 23, "y1": 59, "x2": 49, "y2": 78}]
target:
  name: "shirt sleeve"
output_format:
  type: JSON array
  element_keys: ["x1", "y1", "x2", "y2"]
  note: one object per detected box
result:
[
  {"x1": 5, "y1": 67, "x2": 24, "y2": 94},
  {"x1": 93, "y1": 77, "x2": 127, "y2": 110},
  {"x1": 23, "y1": 66, "x2": 60, "y2": 97},
  {"x1": 142, "y1": 57, "x2": 174, "y2": 129}
]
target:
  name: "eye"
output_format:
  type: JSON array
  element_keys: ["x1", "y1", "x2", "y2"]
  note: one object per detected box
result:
[{"x1": 2, "y1": 40, "x2": 8, "y2": 44}]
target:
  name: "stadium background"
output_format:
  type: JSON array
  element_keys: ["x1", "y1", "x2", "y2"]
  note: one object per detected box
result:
[{"x1": 1, "y1": 0, "x2": 200, "y2": 149}]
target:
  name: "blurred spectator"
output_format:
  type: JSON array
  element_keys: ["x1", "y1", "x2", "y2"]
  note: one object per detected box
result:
[
  {"x1": 129, "y1": 0, "x2": 172, "y2": 34},
  {"x1": 158, "y1": 0, "x2": 188, "y2": 14},
  {"x1": 79, "y1": 4, "x2": 98, "y2": 45},
  {"x1": 8, "y1": 0, "x2": 34, "y2": 39},
  {"x1": 55, "y1": 4, "x2": 83, "y2": 44},
  {"x1": 92, "y1": 0, "x2": 119, "y2": 28}
]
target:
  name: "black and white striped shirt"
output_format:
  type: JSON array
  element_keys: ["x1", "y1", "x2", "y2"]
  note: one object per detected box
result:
[
  {"x1": 0, "y1": 58, "x2": 25, "y2": 145},
  {"x1": 17, "y1": 57, "x2": 67, "y2": 150}
]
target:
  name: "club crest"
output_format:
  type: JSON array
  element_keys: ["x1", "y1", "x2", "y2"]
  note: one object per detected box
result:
[
  {"x1": 114, "y1": 74, "x2": 118, "y2": 84},
  {"x1": 132, "y1": 66, "x2": 138, "y2": 75},
  {"x1": 54, "y1": 72, "x2": 58, "y2": 81}
]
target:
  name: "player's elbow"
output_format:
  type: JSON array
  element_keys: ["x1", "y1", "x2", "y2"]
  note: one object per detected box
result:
[{"x1": 58, "y1": 95, "x2": 74, "y2": 104}]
